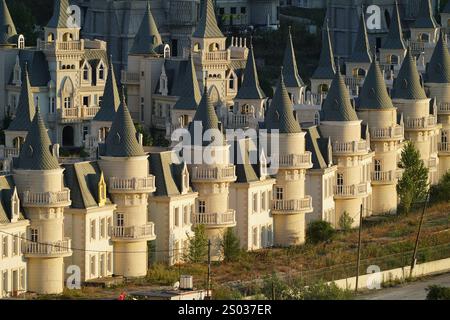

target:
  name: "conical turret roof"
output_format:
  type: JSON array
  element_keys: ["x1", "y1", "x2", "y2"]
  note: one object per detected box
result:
[
  {"x1": 46, "y1": 0, "x2": 71, "y2": 29},
  {"x1": 174, "y1": 55, "x2": 202, "y2": 110},
  {"x1": 94, "y1": 58, "x2": 120, "y2": 121},
  {"x1": 192, "y1": 0, "x2": 224, "y2": 39},
  {"x1": 8, "y1": 67, "x2": 36, "y2": 131},
  {"x1": 282, "y1": 28, "x2": 304, "y2": 87},
  {"x1": 392, "y1": 49, "x2": 427, "y2": 100},
  {"x1": 349, "y1": 12, "x2": 372, "y2": 63},
  {"x1": 383, "y1": 1, "x2": 406, "y2": 50},
  {"x1": 312, "y1": 22, "x2": 336, "y2": 80},
  {"x1": 236, "y1": 39, "x2": 265, "y2": 100},
  {"x1": 426, "y1": 33, "x2": 450, "y2": 84},
  {"x1": 358, "y1": 59, "x2": 395, "y2": 109},
  {"x1": 0, "y1": 0, "x2": 17, "y2": 45}
]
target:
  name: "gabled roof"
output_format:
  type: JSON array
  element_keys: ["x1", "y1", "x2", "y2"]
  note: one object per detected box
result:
[
  {"x1": 46, "y1": 0, "x2": 71, "y2": 29},
  {"x1": 312, "y1": 22, "x2": 336, "y2": 80},
  {"x1": 426, "y1": 33, "x2": 450, "y2": 84},
  {"x1": 282, "y1": 29, "x2": 304, "y2": 88},
  {"x1": 264, "y1": 72, "x2": 302, "y2": 133},
  {"x1": 8, "y1": 67, "x2": 36, "y2": 132},
  {"x1": 392, "y1": 49, "x2": 427, "y2": 100},
  {"x1": 383, "y1": 1, "x2": 406, "y2": 50},
  {"x1": 0, "y1": 0, "x2": 17, "y2": 46},
  {"x1": 173, "y1": 55, "x2": 201, "y2": 110},
  {"x1": 349, "y1": 12, "x2": 372, "y2": 64},
  {"x1": 358, "y1": 59, "x2": 395, "y2": 110},
  {"x1": 129, "y1": 1, "x2": 163, "y2": 56},
  {"x1": 235, "y1": 40, "x2": 266, "y2": 100},
  {"x1": 14, "y1": 110, "x2": 60, "y2": 171},
  {"x1": 102, "y1": 92, "x2": 145, "y2": 158},
  {"x1": 321, "y1": 69, "x2": 359, "y2": 122},
  {"x1": 413, "y1": 0, "x2": 438, "y2": 29},
  {"x1": 9, "y1": 50, "x2": 51, "y2": 87},
  {"x1": 63, "y1": 162, "x2": 111, "y2": 209},
  {"x1": 149, "y1": 152, "x2": 190, "y2": 197},
  {"x1": 0, "y1": 176, "x2": 25, "y2": 224},
  {"x1": 304, "y1": 125, "x2": 332, "y2": 170},
  {"x1": 94, "y1": 58, "x2": 120, "y2": 122},
  {"x1": 192, "y1": 0, "x2": 224, "y2": 39}
]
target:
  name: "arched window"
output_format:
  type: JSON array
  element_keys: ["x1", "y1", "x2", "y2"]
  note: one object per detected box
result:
[
  {"x1": 318, "y1": 83, "x2": 329, "y2": 94},
  {"x1": 18, "y1": 35, "x2": 25, "y2": 49},
  {"x1": 164, "y1": 45, "x2": 171, "y2": 59},
  {"x1": 418, "y1": 33, "x2": 430, "y2": 42},
  {"x1": 209, "y1": 43, "x2": 219, "y2": 52},
  {"x1": 193, "y1": 43, "x2": 201, "y2": 52},
  {"x1": 389, "y1": 54, "x2": 399, "y2": 65},
  {"x1": 63, "y1": 33, "x2": 73, "y2": 42},
  {"x1": 352, "y1": 68, "x2": 366, "y2": 78},
  {"x1": 98, "y1": 64, "x2": 105, "y2": 80},
  {"x1": 83, "y1": 64, "x2": 90, "y2": 81},
  {"x1": 47, "y1": 33, "x2": 55, "y2": 42},
  {"x1": 337, "y1": 173, "x2": 344, "y2": 192}
]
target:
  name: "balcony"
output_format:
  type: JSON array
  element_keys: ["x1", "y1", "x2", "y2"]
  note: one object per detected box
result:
[
  {"x1": 121, "y1": 71, "x2": 140, "y2": 85},
  {"x1": 334, "y1": 183, "x2": 369, "y2": 199},
  {"x1": 191, "y1": 166, "x2": 236, "y2": 182},
  {"x1": 22, "y1": 238, "x2": 72, "y2": 258},
  {"x1": 271, "y1": 197, "x2": 313, "y2": 215},
  {"x1": 438, "y1": 142, "x2": 450, "y2": 154},
  {"x1": 371, "y1": 170, "x2": 396, "y2": 185},
  {"x1": 370, "y1": 126, "x2": 404, "y2": 141},
  {"x1": 194, "y1": 50, "x2": 230, "y2": 63},
  {"x1": 276, "y1": 153, "x2": 312, "y2": 169},
  {"x1": 58, "y1": 106, "x2": 100, "y2": 122},
  {"x1": 438, "y1": 102, "x2": 450, "y2": 114},
  {"x1": 0, "y1": 146, "x2": 19, "y2": 160},
  {"x1": 333, "y1": 141, "x2": 368, "y2": 155},
  {"x1": 21, "y1": 189, "x2": 71, "y2": 207},
  {"x1": 37, "y1": 39, "x2": 84, "y2": 52},
  {"x1": 109, "y1": 223, "x2": 156, "y2": 242},
  {"x1": 404, "y1": 116, "x2": 437, "y2": 130},
  {"x1": 227, "y1": 113, "x2": 257, "y2": 129},
  {"x1": 191, "y1": 210, "x2": 236, "y2": 228},
  {"x1": 108, "y1": 176, "x2": 156, "y2": 194},
  {"x1": 345, "y1": 76, "x2": 364, "y2": 96}
]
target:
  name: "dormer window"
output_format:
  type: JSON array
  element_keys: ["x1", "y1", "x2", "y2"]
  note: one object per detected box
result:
[
  {"x1": 11, "y1": 188, "x2": 20, "y2": 223},
  {"x1": 182, "y1": 164, "x2": 189, "y2": 194},
  {"x1": 164, "y1": 45, "x2": 171, "y2": 59},
  {"x1": 98, "y1": 64, "x2": 105, "y2": 80},
  {"x1": 18, "y1": 35, "x2": 25, "y2": 49},
  {"x1": 98, "y1": 172, "x2": 107, "y2": 207},
  {"x1": 82, "y1": 63, "x2": 90, "y2": 81}
]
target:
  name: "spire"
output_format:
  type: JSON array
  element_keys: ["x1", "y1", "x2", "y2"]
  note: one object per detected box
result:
[
  {"x1": 312, "y1": 22, "x2": 336, "y2": 80},
  {"x1": 414, "y1": 0, "x2": 438, "y2": 29},
  {"x1": 383, "y1": 1, "x2": 405, "y2": 50},
  {"x1": 103, "y1": 89, "x2": 145, "y2": 157},
  {"x1": 264, "y1": 70, "x2": 302, "y2": 133},
  {"x1": 94, "y1": 57, "x2": 120, "y2": 121},
  {"x1": 129, "y1": 1, "x2": 163, "y2": 56},
  {"x1": 192, "y1": 0, "x2": 224, "y2": 39},
  {"x1": 392, "y1": 48, "x2": 427, "y2": 100},
  {"x1": 15, "y1": 110, "x2": 60, "y2": 171},
  {"x1": 0, "y1": 0, "x2": 17, "y2": 45},
  {"x1": 8, "y1": 66, "x2": 36, "y2": 132},
  {"x1": 322, "y1": 69, "x2": 359, "y2": 122},
  {"x1": 235, "y1": 38, "x2": 266, "y2": 100},
  {"x1": 282, "y1": 27, "x2": 304, "y2": 88},
  {"x1": 349, "y1": 12, "x2": 372, "y2": 63},
  {"x1": 426, "y1": 33, "x2": 450, "y2": 84},
  {"x1": 174, "y1": 55, "x2": 202, "y2": 110},
  {"x1": 46, "y1": 0, "x2": 71, "y2": 29},
  {"x1": 358, "y1": 59, "x2": 395, "y2": 110}
]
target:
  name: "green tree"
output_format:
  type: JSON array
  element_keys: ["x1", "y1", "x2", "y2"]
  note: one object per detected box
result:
[
  {"x1": 426, "y1": 285, "x2": 450, "y2": 300},
  {"x1": 338, "y1": 212, "x2": 354, "y2": 232},
  {"x1": 397, "y1": 142, "x2": 429, "y2": 214},
  {"x1": 135, "y1": 123, "x2": 153, "y2": 146},
  {"x1": 185, "y1": 224, "x2": 208, "y2": 263},
  {"x1": 220, "y1": 228, "x2": 241, "y2": 262},
  {"x1": 430, "y1": 171, "x2": 450, "y2": 203},
  {"x1": 306, "y1": 221, "x2": 336, "y2": 244}
]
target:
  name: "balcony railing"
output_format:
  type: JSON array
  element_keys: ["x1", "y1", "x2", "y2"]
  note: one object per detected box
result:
[
  {"x1": 59, "y1": 106, "x2": 100, "y2": 120},
  {"x1": 37, "y1": 39, "x2": 84, "y2": 52},
  {"x1": 272, "y1": 197, "x2": 313, "y2": 213},
  {"x1": 109, "y1": 223, "x2": 155, "y2": 241},
  {"x1": 438, "y1": 142, "x2": 450, "y2": 153},
  {"x1": 0, "y1": 146, "x2": 19, "y2": 159},
  {"x1": 334, "y1": 183, "x2": 368, "y2": 198},
  {"x1": 228, "y1": 113, "x2": 255, "y2": 129},
  {"x1": 371, "y1": 170, "x2": 396, "y2": 183},
  {"x1": 438, "y1": 102, "x2": 450, "y2": 114},
  {"x1": 21, "y1": 189, "x2": 71, "y2": 207},
  {"x1": 370, "y1": 126, "x2": 404, "y2": 140},
  {"x1": 121, "y1": 71, "x2": 140, "y2": 84},
  {"x1": 333, "y1": 141, "x2": 368, "y2": 154},
  {"x1": 405, "y1": 116, "x2": 437, "y2": 129},
  {"x1": 196, "y1": 50, "x2": 230, "y2": 62},
  {"x1": 22, "y1": 238, "x2": 72, "y2": 257},
  {"x1": 108, "y1": 176, "x2": 156, "y2": 193},
  {"x1": 191, "y1": 166, "x2": 236, "y2": 181},
  {"x1": 276, "y1": 153, "x2": 312, "y2": 169},
  {"x1": 191, "y1": 210, "x2": 236, "y2": 227}
]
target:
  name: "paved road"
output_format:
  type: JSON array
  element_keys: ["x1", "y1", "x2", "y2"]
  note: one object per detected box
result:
[{"x1": 359, "y1": 273, "x2": 450, "y2": 300}]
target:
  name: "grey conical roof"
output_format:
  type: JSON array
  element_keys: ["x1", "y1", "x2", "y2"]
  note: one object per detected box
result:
[
  {"x1": 383, "y1": 1, "x2": 405, "y2": 50},
  {"x1": 358, "y1": 59, "x2": 395, "y2": 110},
  {"x1": 426, "y1": 33, "x2": 450, "y2": 84},
  {"x1": 94, "y1": 59, "x2": 120, "y2": 121},
  {"x1": 129, "y1": 1, "x2": 163, "y2": 56},
  {"x1": 312, "y1": 23, "x2": 336, "y2": 80},
  {"x1": 282, "y1": 29, "x2": 304, "y2": 87},
  {"x1": 349, "y1": 12, "x2": 372, "y2": 63},
  {"x1": 0, "y1": 0, "x2": 16, "y2": 45},
  {"x1": 392, "y1": 49, "x2": 427, "y2": 100},
  {"x1": 15, "y1": 110, "x2": 60, "y2": 171},
  {"x1": 174, "y1": 55, "x2": 202, "y2": 110},
  {"x1": 264, "y1": 72, "x2": 302, "y2": 133},
  {"x1": 414, "y1": 0, "x2": 438, "y2": 29},
  {"x1": 103, "y1": 92, "x2": 145, "y2": 157},
  {"x1": 47, "y1": 0, "x2": 71, "y2": 29},
  {"x1": 192, "y1": 0, "x2": 224, "y2": 39},
  {"x1": 8, "y1": 67, "x2": 36, "y2": 132},
  {"x1": 322, "y1": 69, "x2": 359, "y2": 121},
  {"x1": 235, "y1": 40, "x2": 265, "y2": 100}
]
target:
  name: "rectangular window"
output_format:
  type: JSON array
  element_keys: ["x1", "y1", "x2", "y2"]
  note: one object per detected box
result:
[
  {"x1": 2, "y1": 271, "x2": 8, "y2": 296},
  {"x1": 20, "y1": 269, "x2": 25, "y2": 291},
  {"x1": 2, "y1": 236, "x2": 8, "y2": 258},
  {"x1": 90, "y1": 220, "x2": 97, "y2": 240},
  {"x1": 100, "y1": 218, "x2": 106, "y2": 239},
  {"x1": 198, "y1": 201, "x2": 206, "y2": 214},
  {"x1": 183, "y1": 206, "x2": 189, "y2": 226},
  {"x1": 90, "y1": 255, "x2": 96, "y2": 277},
  {"x1": 174, "y1": 207, "x2": 180, "y2": 228},
  {"x1": 231, "y1": 7, "x2": 236, "y2": 14},
  {"x1": 107, "y1": 252, "x2": 112, "y2": 273},
  {"x1": 30, "y1": 228, "x2": 38, "y2": 243},
  {"x1": 116, "y1": 213, "x2": 124, "y2": 227},
  {"x1": 83, "y1": 126, "x2": 89, "y2": 141},
  {"x1": 275, "y1": 187, "x2": 283, "y2": 200},
  {"x1": 141, "y1": 104, "x2": 144, "y2": 122},
  {"x1": 83, "y1": 96, "x2": 89, "y2": 107},
  {"x1": 99, "y1": 254, "x2": 105, "y2": 277},
  {"x1": 253, "y1": 193, "x2": 258, "y2": 213},
  {"x1": 252, "y1": 227, "x2": 258, "y2": 248},
  {"x1": 12, "y1": 235, "x2": 18, "y2": 256},
  {"x1": 262, "y1": 192, "x2": 267, "y2": 211},
  {"x1": 219, "y1": 8, "x2": 224, "y2": 15},
  {"x1": 241, "y1": 7, "x2": 246, "y2": 14}
]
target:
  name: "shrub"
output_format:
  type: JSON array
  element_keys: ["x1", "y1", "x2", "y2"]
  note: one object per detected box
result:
[
  {"x1": 430, "y1": 171, "x2": 450, "y2": 203},
  {"x1": 220, "y1": 228, "x2": 242, "y2": 262},
  {"x1": 213, "y1": 285, "x2": 243, "y2": 300},
  {"x1": 338, "y1": 212, "x2": 354, "y2": 232},
  {"x1": 306, "y1": 221, "x2": 336, "y2": 244},
  {"x1": 185, "y1": 225, "x2": 208, "y2": 263},
  {"x1": 426, "y1": 285, "x2": 450, "y2": 300}
]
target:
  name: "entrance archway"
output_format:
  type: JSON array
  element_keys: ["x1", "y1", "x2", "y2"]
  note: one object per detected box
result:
[{"x1": 62, "y1": 126, "x2": 75, "y2": 147}]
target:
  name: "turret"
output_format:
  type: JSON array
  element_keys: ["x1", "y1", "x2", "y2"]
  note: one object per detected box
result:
[
  {"x1": 311, "y1": 22, "x2": 336, "y2": 95},
  {"x1": 282, "y1": 28, "x2": 305, "y2": 104}
]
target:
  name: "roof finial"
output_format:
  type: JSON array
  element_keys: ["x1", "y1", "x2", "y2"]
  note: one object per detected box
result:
[
  {"x1": 280, "y1": 66, "x2": 284, "y2": 82},
  {"x1": 121, "y1": 85, "x2": 126, "y2": 103}
]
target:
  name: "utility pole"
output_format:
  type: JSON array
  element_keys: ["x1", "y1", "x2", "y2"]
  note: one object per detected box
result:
[
  {"x1": 410, "y1": 193, "x2": 430, "y2": 278},
  {"x1": 206, "y1": 240, "x2": 211, "y2": 300},
  {"x1": 355, "y1": 204, "x2": 363, "y2": 293}
]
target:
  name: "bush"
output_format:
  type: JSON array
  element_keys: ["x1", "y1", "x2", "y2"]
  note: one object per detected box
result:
[
  {"x1": 220, "y1": 228, "x2": 242, "y2": 262},
  {"x1": 213, "y1": 285, "x2": 243, "y2": 300},
  {"x1": 430, "y1": 171, "x2": 450, "y2": 203},
  {"x1": 307, "y1": 221, "x2": 336, "y2": 244},
  {"x1": 426, "y1": 285, "x2": 450, "y2": 300},
  {"x1": 338, "y1": 212, "x2": 354, "y2": 232},
  {"x1": 146, "y1": 264, "x2": 179, "y2": 285}
]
